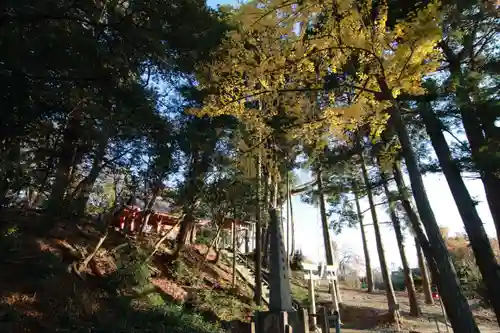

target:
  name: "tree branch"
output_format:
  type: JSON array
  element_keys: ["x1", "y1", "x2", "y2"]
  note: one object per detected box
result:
[{"x1": 360, "y1": 201, "x2": 388, "y2": 215}]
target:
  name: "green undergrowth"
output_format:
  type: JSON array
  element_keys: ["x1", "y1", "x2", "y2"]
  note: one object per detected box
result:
[
  {"x1": 290, "y1": 272, "x2": 310, "y2": 306},
  {"x1": 164, "y1": 251, "x2": 257, "y2": 322},
  {"x1": 98, "y1": 242, "x2": 236, "y2": 331},
  {"x1": 0, "y1": 220, "x2": 228, "y2": 332}
]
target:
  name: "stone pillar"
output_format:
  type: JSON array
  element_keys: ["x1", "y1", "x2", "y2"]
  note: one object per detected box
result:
[
  {"x1": 268, "y1": 209, "x2": 294, "y2": 312},
  {"x1": 255, "y1": 208, "x2": 304, "y2": 333}
]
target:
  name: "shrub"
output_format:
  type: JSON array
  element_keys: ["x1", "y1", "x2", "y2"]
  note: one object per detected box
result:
[
  {"x1": 108, "y1": 244, "x2": 152, "y2": 293},
  {"x1": 196, "y1": 228, "x2": 216, "y2": 246},
  {"x1": 290, "y1": 250, "x2": 304, "y2": 271}
]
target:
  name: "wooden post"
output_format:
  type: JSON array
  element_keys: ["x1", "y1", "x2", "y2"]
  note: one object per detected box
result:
[
  {"x1": 306, "y1": 271, "x2": 317, "y2": 328},
  {"x1": 245, "y1": 228, "x2": 250, "y2": 253},
  {"x1": 300, "y1": 308, "x2": 310, "y2": 333},
  {"x1": 232, "y1": 220, "x2": 237, "y2": 287},
  {"x1": 333, "y1": 311, "x2": 341, "y2": 333},
  {"x1": 249, "y1": 321, "x2": 256, "y2": 333},
  {"x1": 330, "y1": 281, "x2": 340, "y2": 312},
  {"x1": 318, "y1": 307, "x2": 329, "y2": 333},
  {"x1": 334, "y1": 279, "x2": 342, "y2": 303},
  {"x1": 325, "y1": 265, "x2": 341, "y2": 324},
  {"x1": 279, "y1": 312, "x2": 289, "y2": 333}
]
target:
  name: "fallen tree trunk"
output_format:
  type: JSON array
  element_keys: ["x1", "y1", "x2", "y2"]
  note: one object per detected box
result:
[
  {"x1": 143, "y1": 217, "x2": 183, "y2": 264},
  {"x1": 197, "y1": 223, "x2": 224, "y2": 272},
  {"x1": 73, "y1": 214, "x2": 113, "y2": 279}
]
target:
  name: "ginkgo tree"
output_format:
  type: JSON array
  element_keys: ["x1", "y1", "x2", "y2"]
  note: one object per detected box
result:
[{"x1": 192, "y1": 0, "x2": 482, "y2": 331}]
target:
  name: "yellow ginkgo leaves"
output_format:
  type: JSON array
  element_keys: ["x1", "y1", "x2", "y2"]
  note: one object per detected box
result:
[{"x1": 192, "y1": 0, "x2": 443, "y2": 144}]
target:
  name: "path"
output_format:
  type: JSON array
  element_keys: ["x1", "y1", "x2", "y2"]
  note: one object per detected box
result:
[
  {"x1": 316, "y1": 286, "x2": 498, "y2": 332},
  {"x1": 218, "y1": 255, "x2": 498, "y2": 332}
]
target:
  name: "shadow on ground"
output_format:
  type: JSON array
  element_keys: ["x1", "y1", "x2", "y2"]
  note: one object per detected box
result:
[{"x1": 316, "y1": 300, "x2": 397, "y2": 331}]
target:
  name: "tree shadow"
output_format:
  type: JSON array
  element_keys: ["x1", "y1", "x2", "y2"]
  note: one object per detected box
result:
[{"x1": 316, "y1": 301, "x2": 396, "y2": 331}]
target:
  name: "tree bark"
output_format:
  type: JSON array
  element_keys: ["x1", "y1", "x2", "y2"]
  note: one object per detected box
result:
[
  {"x1": 441, "y1": 41, "x2": 500, "y2": 248},
  {"x1": 419, "y1": 101, "x2": 500, "y2": 325},
  {"x1": 386, "y1": 98, "x2": 479, "y2": 332},
  {"x1": 262, "y1": 170, "x2": 271, "y2": 268},
  {"x1": 263, "y1": 219, "x2": 272, "y2": 268},
  {"x1": 460, "y1": 87, "x2": 500, "y2": 248},
  {"x1": 139, "y1": 186, "x2": 162, "y2": 235},
  {"x1": 381, "y1": 172, "x2": 421, "y2": 317},
  {"x1": 360, "y1": 150, "x2": 400, "y2": 323},
  {"x1": 174, "y1": 148, "x2": 213, "y2": 256},
  {"x1": 317, "y1": 167, "x2": 335, "y2": 265},
  {"x1": 392, "y1": 162, "x2": 434, "y2": 305},
  {"x1": 286, "y1": 172, "x2": 291, "y2": 260},
  {"x1": 232, "y1": 219, "x2": 237, "y2": 288},
  {"x1": 47, "y1": 117, "x2": 81, "y2": 217},
  {"x1": 173, "y1": 212, "x2": 195, "y2": 257},
  {"x1": 254, "y1": 147, "x2": 263, "y2": 305},
  {"x1": 288, "y1": 180, "x2": 296, "y2": 257},
  {"x1": 415, "y1": 238, "x2": 434, "y2": 305},
  {"x1": 353, "y1": 181, "x2": 374, "y2": 292},
  {"x1": 71, "y1": 136, "x2": 109, "y2": 216}
]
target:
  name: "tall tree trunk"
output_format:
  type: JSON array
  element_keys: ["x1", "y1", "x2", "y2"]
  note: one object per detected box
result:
[
  {"x1": 262, "y1": 169, "x2": 271, "y2": 268},
  {"x1": 385, "y1": 96, "x2": 479, "y2": 332},
  {"x1": 263, "y1": 227, "x2": 271, "y2": 268},
  {"x1": 467, "y1": 114, "x2": 500, "y2": 246},
  {"x1": 232, "y1": 218, "x2": 237, "y2": 288},
  {"x1": 419, "y1": 101, "x2": 500, "y2": 324},
  {"x1": 254, "y1": 148, "x2": 263, "y2": 305},
  {"x1": 317, "y1": 167, "x2": 335, "y2": 265},
  {"x1": 139, "y1": 185, "x2": 162, "y2": 235},
  {"x1": 318, "y1": 166, "x2": 342, "y2": 310},
  {"x1": 288, "y1": 180, "x2": 296, "y2": 256},
  {"x1": 286, "y1": 172, "x2": 291, "y2": 260},
  {"x1": 441, "y1": 42, "x2": 500, "y2": 247},
  {"x1": 393, "y1": 162, "x2": 438, "y2": 305},
  {"x1": 174, "y1": 148, "x2": 213, "y2": 256},
  {"x1": 359, "y1": 151, "x2": 400, "y2": 323},
  {"x1": 47, "y1": 117, "x2": 81, "y2": 217},
  {"x1": 71, "y1": 136, "x2": 109, "y2": 216},
  {"x1": 0, "y1": 141, "x2": 21, "y2": 207},
  {"x1": 392, "y1": 162, "x2": 434, "y2": 305},
  {"x1": 380, "y1": 172, "x2": 421, "y2": 317},
  {"x1": 392, "y1": 162, "x2": 441, "y2": 277},
  {"x1": 415, "y1": 238, "x2": 434, "y2": 305},
  {"x1": 353, "y1": 181, "x2": 374, "y2": 292}
]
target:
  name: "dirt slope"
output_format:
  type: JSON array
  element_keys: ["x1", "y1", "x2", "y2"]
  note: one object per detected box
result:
[{"x1": 0, "y1": 209, "x2": 253, "y2": 332}]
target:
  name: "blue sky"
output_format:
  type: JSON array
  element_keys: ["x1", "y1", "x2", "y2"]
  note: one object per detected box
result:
[
  {"x1": 207, "y1": 0, "x2": 237, "y2": 7},
  {"x1": 205, "y1": 0, "x2": 497, "y2": 271}
]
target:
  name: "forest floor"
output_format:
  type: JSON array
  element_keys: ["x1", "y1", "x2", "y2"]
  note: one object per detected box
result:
[{"x1": 0, "y1": 208, "x2": 497, "y2": 333}]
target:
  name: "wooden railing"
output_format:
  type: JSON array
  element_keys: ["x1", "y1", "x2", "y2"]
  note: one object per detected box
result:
[{"x1": 221, "y1": 307, "x2": 341, "y2": 333}]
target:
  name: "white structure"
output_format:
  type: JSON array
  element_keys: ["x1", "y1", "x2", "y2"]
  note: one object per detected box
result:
[
  {"x1": 303, "y1": 263, "x2": 342, "y2": 326},
  {"x1": 303, "y1": 263, "x2": 322, "y2": 328}
]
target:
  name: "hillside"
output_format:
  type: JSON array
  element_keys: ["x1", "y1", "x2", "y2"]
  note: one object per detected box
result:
[
  {"x1": 0, "y1": 209, "x2": 255, "y2": 332},
  {"x1": 1, "y1": 209, "x2": 498, "y2": 333}
]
